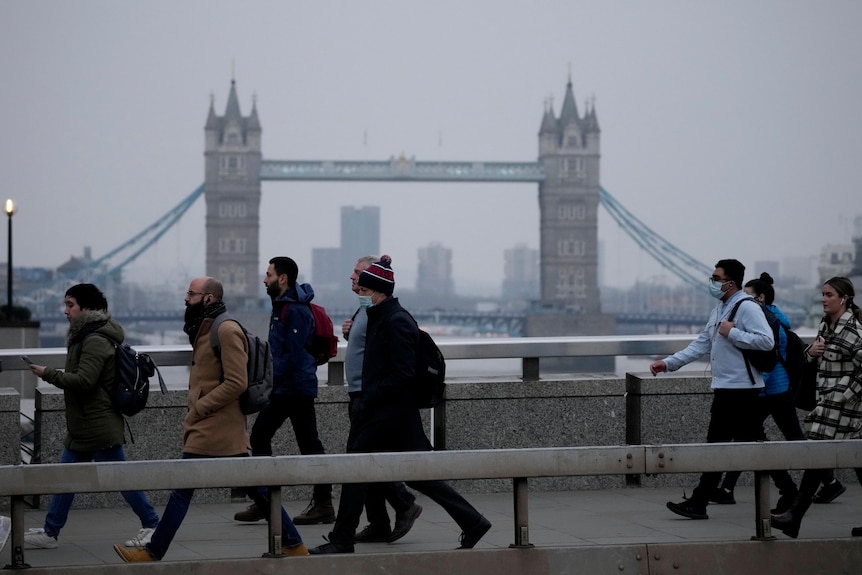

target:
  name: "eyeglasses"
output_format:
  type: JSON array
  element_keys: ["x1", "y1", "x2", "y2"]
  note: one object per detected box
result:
[
  {"x1": 186, "y1": 291, "x2": 209, "y2": 298},
  {"x1": 709, "y1": 276, "x2": 730, "y2": 283}
]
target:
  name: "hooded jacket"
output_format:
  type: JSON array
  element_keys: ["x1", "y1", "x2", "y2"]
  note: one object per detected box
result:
[
  {"x1": 269, "y1": 282, "x2": 318, "y2": 396},
  {"x1": 41, "y1": 310, "x2": 125, "y2": 451}
]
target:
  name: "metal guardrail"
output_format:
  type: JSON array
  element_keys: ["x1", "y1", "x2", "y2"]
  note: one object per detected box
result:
[
  {"x1": 1, "y1": 440, "x2": 860, "y2": 569},
  {"x1": 0, "y1": 334, "x2": 707, "y2": 384}
]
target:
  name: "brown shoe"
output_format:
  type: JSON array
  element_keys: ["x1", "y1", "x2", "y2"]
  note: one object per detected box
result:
[
  {"x1": 282, "y1": 543, "x2": 309, "y2": 556},
  {"x1": 114, "y1": 543, "x2": 156, "y2": 562}
]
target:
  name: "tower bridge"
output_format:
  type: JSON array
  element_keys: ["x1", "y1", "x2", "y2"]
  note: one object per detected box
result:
[
  {"x1": 206, "y1": 76, "x2": 608, "y2": 340},
  {"x1": 24, "y1": 76, "x2": 809, "y2": 335}
]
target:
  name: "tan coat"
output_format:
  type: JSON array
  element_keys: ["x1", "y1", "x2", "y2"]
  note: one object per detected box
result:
[{"x1": 183, "y1": 316, "x2": 250, "y2": 456}]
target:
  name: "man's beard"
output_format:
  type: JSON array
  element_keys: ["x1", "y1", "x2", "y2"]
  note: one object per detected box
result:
[
  {"x1": 184, "y1": 301, "x2": 205, "y2": 324},
  {"x1": 265, "y1": 281, "x2": 281, "y2": 299}
]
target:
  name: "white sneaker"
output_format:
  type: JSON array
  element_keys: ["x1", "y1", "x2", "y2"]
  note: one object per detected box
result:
[
  {"x1": 124, "y1": 527, "x2": 155, "y2": 548},
  {"x1": 0, "y1": 516, "x2": 10, "y2": 554},
  {"x1": 24, "y1": 527, "x2": 58, "y2": 549}
]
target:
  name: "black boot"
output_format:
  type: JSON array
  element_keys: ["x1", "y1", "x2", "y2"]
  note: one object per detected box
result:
[{"x1": 770, "y1": 494, "x2": 812, "y2": 538}]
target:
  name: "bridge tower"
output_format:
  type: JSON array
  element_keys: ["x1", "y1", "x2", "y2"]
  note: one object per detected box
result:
[
  {"x1": 203, "y1": 80, "x2": 262, "y2": 308},
  {"x1": 527, "y1": 78, "x2": 615, "y2": 347}
]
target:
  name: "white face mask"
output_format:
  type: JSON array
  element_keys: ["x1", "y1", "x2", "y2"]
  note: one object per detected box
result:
[
  {"x1": 708, "y1": 279, "x2": 727, "y2": 299},
  {"x1": 358, "y1": 295, "x2": 373, "y2": 308}
]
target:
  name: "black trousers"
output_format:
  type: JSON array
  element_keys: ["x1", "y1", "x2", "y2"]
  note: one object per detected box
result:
[
  {"x1": 250, "y1": 393, "x2": 332, "y2": 502},
  {"x1": 720, "y1": 390, "x2": 805, "y2": 494},
  {"x1": 348, "y1": 394, "x2": 416, "y2": 527},
  {"x1": 330, "y1": 400, "x2": 483, "y2": 544},
  {"x1": 689, "y1": 388, "x2": 761, "y2": 506}
]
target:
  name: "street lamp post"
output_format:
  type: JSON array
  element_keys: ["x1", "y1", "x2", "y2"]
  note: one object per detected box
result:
[{"x1": 5, "y1": 199, "x2": 14, "y2": 322}]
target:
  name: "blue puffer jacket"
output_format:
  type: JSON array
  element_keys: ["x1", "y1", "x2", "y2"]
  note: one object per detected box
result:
[
  {"x1": 269, "y1": 283, "x2": 319, "y2": 397},
  {"x1": 762, "y1": 304, "x2": 791, "y2": 396}
]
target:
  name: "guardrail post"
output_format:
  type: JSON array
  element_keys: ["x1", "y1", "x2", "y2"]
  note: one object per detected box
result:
[
  {"x1": 522, "y1": 357, "x2": 539, "y2": 381},
  {"x1": 327, "y1": 360, "x2": 345, "y2": 386},
  {"x1": 624, "y1": 374, "x2": 642, "y2": 486},
  {"x1": 432, "y1": 402, "x2": 447, "y2": 450},
  {"x1": 510, "y1": 477, "x2": 534, "y2": 549},
  {"x1": 5, "y1": 495, "x2": 29, "y2": 569},
  {"x1": 265, "y1": 487, "x2": 284, "y2": 557},
  {"x1": 751, "y1": 471, "x2": 775, "y2": 541}
]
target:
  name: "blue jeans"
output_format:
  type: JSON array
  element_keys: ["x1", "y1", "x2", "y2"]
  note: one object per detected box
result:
[
  {"x1": 44, "y1": 446, "x2": 159, "y2": 538},
  {"x1": 146, "y1": 453, "x2": 302, "y2": 560}
]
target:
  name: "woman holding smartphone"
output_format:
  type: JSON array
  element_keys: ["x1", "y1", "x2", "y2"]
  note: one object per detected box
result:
[{"x1": 771, "y1": 276, "x2": 862, "y2": 538}]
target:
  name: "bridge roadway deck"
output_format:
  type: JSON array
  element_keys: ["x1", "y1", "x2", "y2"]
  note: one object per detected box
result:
[{"x1": 5, "y1": 485, "x2": 861, "y2": 574}]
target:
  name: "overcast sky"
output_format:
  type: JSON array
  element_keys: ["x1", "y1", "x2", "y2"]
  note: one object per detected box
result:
[{"x1": 2, "y1": 1, "x2": 861, "y2": 296}]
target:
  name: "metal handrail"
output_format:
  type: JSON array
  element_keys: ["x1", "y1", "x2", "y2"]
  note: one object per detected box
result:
[{"x1": 2, "y1": 439, "x2": 860, "y2": 568}]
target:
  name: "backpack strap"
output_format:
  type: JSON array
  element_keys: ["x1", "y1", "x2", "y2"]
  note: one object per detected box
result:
[
  {"x1": 210, "y1": 313, "x2": 242, "y2": 383},
  {"x1": 725, "y1": 297, "x2": 757, "y2": 385}
]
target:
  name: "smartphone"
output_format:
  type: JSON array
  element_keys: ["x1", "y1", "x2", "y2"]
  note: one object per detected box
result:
[{"x1": 20, "y1": 355, "x2": 33, "y2": 365}]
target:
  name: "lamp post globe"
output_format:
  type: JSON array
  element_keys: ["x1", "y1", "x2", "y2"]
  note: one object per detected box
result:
[{"x1": 5, "y1": 199, "x2": 14, "y2": 322}]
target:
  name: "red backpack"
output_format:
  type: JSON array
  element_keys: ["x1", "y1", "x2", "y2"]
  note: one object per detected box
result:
[{"x1": 281, "y1": 302, "x2": 338, "y2": 365}]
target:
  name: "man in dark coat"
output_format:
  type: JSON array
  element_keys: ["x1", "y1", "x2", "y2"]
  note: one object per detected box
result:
[{"x1": 309, "y1": 255, "x2": 491, "y2": 554}]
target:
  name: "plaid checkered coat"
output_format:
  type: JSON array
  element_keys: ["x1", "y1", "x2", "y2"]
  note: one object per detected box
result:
[{"x1": 805, "y1": 310, "x2": 862, "y2": 440}]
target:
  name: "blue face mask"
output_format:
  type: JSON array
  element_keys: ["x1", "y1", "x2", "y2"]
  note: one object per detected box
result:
[
  {"x1": 358, "y1": 295, "x2": 373, "y2": 308},
  {"x1": 708, "y1": 279, "x2": 726, "y2": 299}
]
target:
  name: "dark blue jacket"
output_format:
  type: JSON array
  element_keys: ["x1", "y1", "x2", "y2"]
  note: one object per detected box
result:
[{"x1": 269, "y1": 283, "x2": 318, "y2": 397}]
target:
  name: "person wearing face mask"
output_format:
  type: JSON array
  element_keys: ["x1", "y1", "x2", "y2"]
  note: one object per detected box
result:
[
  {"x1": 342, "y1": 256, "x2": 422, "y2": 545},
  {"x1": 711, "y1": 272, "x2": 803, "y2": 512},
  {"x1": 310, "y1": 255, "x2": 491, "y2": 554},
  {"x1": 115, "y1": 277, "x2": 307, "y2": 561},
  {"x1": 649, "y1": 259, "x2": 774, "y2": 521},
  {"x1": 233, "y1": 257, "x2": 334, "y2": 526},
  {"x1": 771, "y1": 276, "x2": 862, "y2": 539}
]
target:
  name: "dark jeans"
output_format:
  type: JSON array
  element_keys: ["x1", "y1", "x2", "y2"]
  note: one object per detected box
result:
[
  {"x1": 146, "y1": 452, "x2": 302, "y2": 559},
  {"x1": 44, "y1": 446, "x2": 159, "y2": 538},
  {"x1": 250, "y1": 393, "x2": 332, "y2": 502},
  {"x1": 720, "y1": 390, "x2": 805, "y2": 493},
  {"x1": 348, "y1": 394, "x2": 416, "y2": 528},
  {"x1": 689, "y1": 388, "x2": 762, "y2": 506},
  {"x1": 330, "y1": 399, "x2": 482, "y2": 544}
]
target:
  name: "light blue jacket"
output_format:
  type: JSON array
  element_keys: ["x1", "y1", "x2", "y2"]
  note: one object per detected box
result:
[
  {"x1": 762, "y1": 304, "x2": 791, "y2": 395},
  {"x1": 664, "y1": 290, "x2": 774, "y2": 389}
]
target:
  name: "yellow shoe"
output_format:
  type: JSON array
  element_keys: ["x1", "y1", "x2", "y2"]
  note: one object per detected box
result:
[
  {"x1": 282, "y1": 543, "x2": 309, "y2": 556},
  {"x1": 114, "y1": 543, "x2": 156, "y2": 562}
]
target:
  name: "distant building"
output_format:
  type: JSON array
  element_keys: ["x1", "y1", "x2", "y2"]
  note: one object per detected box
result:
[
  {"x1": 782, "y1": 255, "x2": 817, "y2": 286},
  {"x1": 753, "y1": 260, "x2": 780, "y2": 281},
  {"x1": 417, "y1": 243, "x2": 454, "y2": 296},
  {"x1": 311, "y1": 247, "x2": 343, "y2": 292},
  {"x1": 818, "y1": 243, "x2": 854, "y2": 283},
  {"x1": 340, "y1": 206, "x2": 380, "y2": 274},
  {"x1": 502, "y1": 243, "x2": 539, "y2": 300}
]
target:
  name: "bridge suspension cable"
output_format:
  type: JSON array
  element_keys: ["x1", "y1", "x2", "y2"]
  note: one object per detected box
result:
[
  {"x1": 88, "y1": 184, "x2": 205, "y2": 283},
  {"x1": 24, "y1": 184, "x2": 205, "y2": 301},
  {"x1": 598, "y1": 186, "x2": 808, "y2": 317},
  {"x1": 598, "y1": 187, "x2": 712, "y2": 289}
]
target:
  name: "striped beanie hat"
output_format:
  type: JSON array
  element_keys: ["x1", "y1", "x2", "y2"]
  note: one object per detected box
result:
[{"x1": 358, "y1": 254, "x2": 395, "y2": 295}]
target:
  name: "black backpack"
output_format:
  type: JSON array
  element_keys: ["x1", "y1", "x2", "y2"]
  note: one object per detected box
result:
[
  {"x1": 778, "y1": 328, "x2": 806, "y2": 393},
  {"x1": 403, "y1": 311, "x2": 446, "y2": 409},
  {"x1": 210, "y1": 314, "x2": 273, "y2": 415},
  {"x1": 727, "y1": 297, "x2": 780, "y2": 384},
  {"x1": 87, "y1": 332, "x2": 166, "y2": 417}
]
